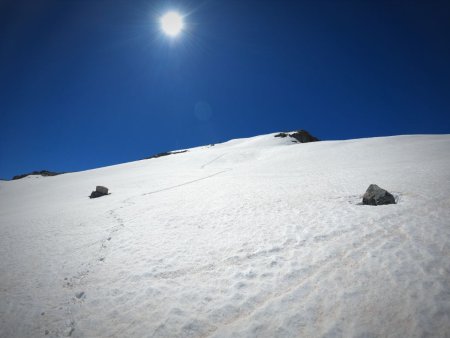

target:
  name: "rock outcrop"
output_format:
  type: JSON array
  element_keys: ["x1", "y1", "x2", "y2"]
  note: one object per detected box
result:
[
  {"x1": 145, "y1": 150, "x2": 188, "y2": 160},
  {"x1": 12, "y1": 170, "x2": 63, "y2": 180},
  {"x1": 274, "y1": 130, "x2": 319, "y2": 143}
]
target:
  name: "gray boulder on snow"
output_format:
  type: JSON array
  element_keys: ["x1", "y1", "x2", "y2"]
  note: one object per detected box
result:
[
  {"x1": 89, "y1": 186, "x2": 109, "y2": 199},
  {"x1": 362, "y1": 184, "x2": 396, "y2": 205}
]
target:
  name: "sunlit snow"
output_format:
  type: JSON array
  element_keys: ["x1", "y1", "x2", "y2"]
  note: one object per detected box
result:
[{"x1": 1, "y1": 133, "x2": 449, "y2": 337}]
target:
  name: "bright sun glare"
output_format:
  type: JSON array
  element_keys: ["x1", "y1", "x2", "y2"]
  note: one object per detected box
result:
[{"x1": 160, "y1": 12, "x2": 184, "y2": 37}]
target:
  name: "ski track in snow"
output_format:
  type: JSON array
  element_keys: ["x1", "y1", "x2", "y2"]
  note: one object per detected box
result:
[
  {"x1": 1, "y1": 134, "x2": 450, "y2": 337},
  {"x1": 141, "y1": 170, "x2": 232, "y2": 197}
]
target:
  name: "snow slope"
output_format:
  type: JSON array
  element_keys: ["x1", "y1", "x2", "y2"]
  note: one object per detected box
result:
[{"x1": 1, "y1": 133, "x2": 449, "y2": 337}]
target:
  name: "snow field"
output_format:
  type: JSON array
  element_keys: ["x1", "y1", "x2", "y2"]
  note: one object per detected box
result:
[{"x1": 1, "y1": 133, "x2": 449, "y2": 337}]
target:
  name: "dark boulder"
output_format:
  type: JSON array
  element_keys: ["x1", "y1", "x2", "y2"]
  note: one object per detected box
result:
[
  {"x1": 90, "y1": 186, "x2": 109, "y2": 199},
  {"x1": 362, "y1": 184, "x2": 396, "y2": 206},
  {"x1": 274, "y1": 130, "x2": 319, "y2": 143}
]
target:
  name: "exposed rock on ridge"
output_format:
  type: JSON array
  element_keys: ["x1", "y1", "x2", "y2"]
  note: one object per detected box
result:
[
  {"x1": 12, "y1": 170, "x2": 63, "y2": 180},
  {"x1": 274, "y1": 130, "x2": 319, "y2": 143},
  {"x1": 145, "y1": 150, "x2": 188, "y2": 160}
]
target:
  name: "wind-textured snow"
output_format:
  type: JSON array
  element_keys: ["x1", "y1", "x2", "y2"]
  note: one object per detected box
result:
[{"x1": 1, "y1": 133, "x2": 450, "y2": 337}]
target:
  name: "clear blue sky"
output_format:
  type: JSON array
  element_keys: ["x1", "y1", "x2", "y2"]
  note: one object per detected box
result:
[{"x1": 1, "y1": 0, "x2": 449, "y2": 179}]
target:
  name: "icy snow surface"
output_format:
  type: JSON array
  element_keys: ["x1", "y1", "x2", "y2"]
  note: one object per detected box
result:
[{"x1": 1, "y1": 133, "x2": 450, "y2": 337}]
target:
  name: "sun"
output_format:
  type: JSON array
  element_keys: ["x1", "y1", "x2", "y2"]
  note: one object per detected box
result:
[{"x1": 160, "y1": 12, "x2": 184, "y2": 37}]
